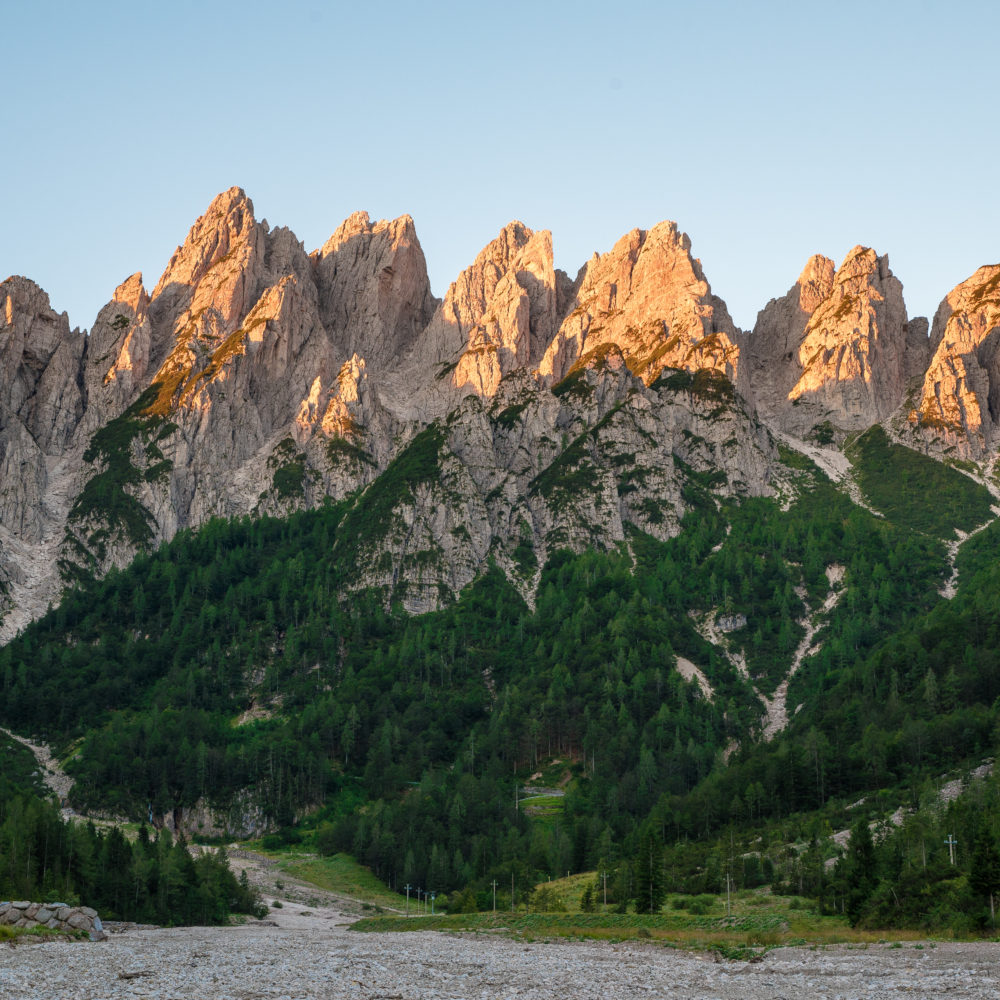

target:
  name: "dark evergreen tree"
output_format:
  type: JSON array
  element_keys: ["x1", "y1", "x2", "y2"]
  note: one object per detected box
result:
[{"x1": 632, "y1": 826, "x2": 667, "y2": 914}]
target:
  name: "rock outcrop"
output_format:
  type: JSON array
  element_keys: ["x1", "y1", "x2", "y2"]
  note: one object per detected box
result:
[
  {"x1": 539, "y1": 222, "x2": 744, "y2": 393},
  {"x1": 81, "y1": 273, "x2": 156, "y2": 433},
  {"x1": 750, "y1": 247, "x2": 927, "y2": 437},
  {"x1": 910, "y1": 265, "x2": 1000, "y2": 458},
  {"x1": 0, "y1": 276, "x2": 85, "y2": 455},
  {"x1": 384, "y1": 222, "x2": 561, "y2": 418},
  {"x1": 0, "y1": 278, "x2": 87, "y2": 625}
]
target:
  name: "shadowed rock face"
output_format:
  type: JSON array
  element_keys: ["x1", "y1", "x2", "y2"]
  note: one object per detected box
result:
[
  {"x1": 1, "y1": 186, "x2": 997, "y2": 629},
  {"x1": 0, "y1": 275, "x2": 85, "y2": 455},
  {"x1": 0, "y1": 276, "x2": 84, "y2": 549},
  {"x1": 748, "y1": 254, "x2": 835, "y2": 423},
  {"x1": 909, "y1": 265, "x2": 1000, "y2": 458},
  {"x1": 312, "y1": 210, "x2": 437, "y2": 372}
]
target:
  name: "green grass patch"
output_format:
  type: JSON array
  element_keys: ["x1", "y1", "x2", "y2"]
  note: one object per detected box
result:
[
  {"x1": 0, "y1": 924, "x2": 81, "y2": 943},
  {"x1": 349, "y1": 887, "x2": 934, "y2": 953},
  {"x1": 653, "y1": 367, "x2": 736, "y2": 412},
  {"x1": 326, "y1": 436, "x2": 376, "y2": 468},
  {"x1": 274, "y1": 851, "x2": 404, "y2": 912},
  {"x1": 778, "y1": 443, "x2": 820, "y2": 474},
  {"x1": 520, "y1": 794, "x2": 564, "y2": 825},
  {"x1": 494, "y1": 401, "x2": 530, "y2": 430},
  {"x1": 847, "y1": 426, "x2": 993, "y2": 538},
  {"x1": 530, "y1": 435, "x2": 596, "y2": 509},
  {"x1": 0, "y1": 732, "x2": 47, "y2": 798}
]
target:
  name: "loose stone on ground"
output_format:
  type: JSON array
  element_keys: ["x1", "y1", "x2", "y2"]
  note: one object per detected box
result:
[{"x1": 1, "y1": 913, "x2": 998, "y2": 999}]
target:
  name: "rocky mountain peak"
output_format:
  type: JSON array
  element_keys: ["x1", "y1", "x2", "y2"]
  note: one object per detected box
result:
[
  {"x1": 112, "y1": 271, "x2": 150, "y2": 313},
  {"x1": 0, "y1": 276, "x2": 84, "y2": 452},
  {"x1": 320, "y1": 210, "x2": 377, "y2": 255},
  {"x1": 5, "y1": 188, "x2": 1000, "y2": 636},
  {"x1": 151, "y1": 187, "x2": 258, "y2": 303},
  {"x1": 312, "y1": 210, "x2": 434, "y2": 371},
  {"x1": 750, "y1": 244, "x2": 915, "y2": 436},
  {"x1": 147, "y1": 187, "x2": 266, "y2": 363},
  {"x1": 442, "y1": 221, "x2": 538, "y2": 340},
  {"x1": 80, "y1": 272, "x2": 155, "y2": 431},
  {"x1": 538, "y1": 220, "x2": 742, "y2": 391},
  {"x1": 911, "y1": 264, "x2": 1000, "y2": 457},
  {"x1": 796, "y1": 255, "x2": 836, "y2": 312},
  {"x1": 383, "y1": 221, "x2": 555, "y2": 415}
]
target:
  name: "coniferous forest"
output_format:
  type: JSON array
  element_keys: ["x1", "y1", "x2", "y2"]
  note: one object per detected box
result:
[
  {"x1": 0, "y1": 734, "x2": 262, "y2": 923},
  {"x1": 4, "y1": 437, "x2": 1000, "y2": 931}
]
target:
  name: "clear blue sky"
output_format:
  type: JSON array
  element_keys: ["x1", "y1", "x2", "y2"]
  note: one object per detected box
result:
[{"x1": 3, "y1": 0, "x2": 998, "y2": 333}]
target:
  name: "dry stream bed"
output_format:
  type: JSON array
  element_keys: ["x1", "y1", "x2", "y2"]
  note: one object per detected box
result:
[{"x1": 3, "y1": 851, "x2": 998, "y2": 1000}]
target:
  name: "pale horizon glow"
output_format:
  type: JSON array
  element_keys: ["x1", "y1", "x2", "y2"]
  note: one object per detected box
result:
[{"x1": 3, "y1": 1, "x2": 998, "y2": 336}]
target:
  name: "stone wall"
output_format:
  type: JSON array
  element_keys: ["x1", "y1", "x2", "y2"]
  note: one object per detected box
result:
[{"x1": 0, "y1": 901, "x2": 106, "y2": 941}]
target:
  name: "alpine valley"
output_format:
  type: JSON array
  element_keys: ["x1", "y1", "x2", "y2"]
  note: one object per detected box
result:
[{"x1": 4, "y1": 187, "x2": 1000, "y2": 930}]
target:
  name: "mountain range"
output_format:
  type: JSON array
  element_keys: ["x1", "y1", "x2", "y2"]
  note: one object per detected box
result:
[
  {"x1": 3, "y1": 186, "x2": 998, "y2": 641},
  {"x1": 7, "y1": 188, "x2": 1000, "y2": 934}
]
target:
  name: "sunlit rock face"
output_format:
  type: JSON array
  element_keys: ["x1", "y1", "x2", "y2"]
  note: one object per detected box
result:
[
  {"x1": 908, "y1": 265, "x2": 1000, "y2": 459},
  {"x1": 378, "y1": 221, "x2": 563, "y2": 422},
  {"x1": 1, "y1": 189, "x2": 434, "y2": 627},
  {"x1": 4, "y1": 185, "x2": 1000, "y2": 631},
  {"x1": 749, "y1": 247, "x2": 928, "y2": 438},
  {"x1": 538, "y1": 222, "x2": 745, "y2": 395}
]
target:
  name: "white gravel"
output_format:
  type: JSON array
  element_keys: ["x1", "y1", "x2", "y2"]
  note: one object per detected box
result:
[
  {"x1": 3, "y1": 853, "x2": 996, "y2": 998},
  {"x1": 2, "y1": 911, "x2": 999, "y2": 1000}
]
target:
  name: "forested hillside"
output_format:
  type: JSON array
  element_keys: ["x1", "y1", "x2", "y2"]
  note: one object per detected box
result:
[{"x1": 4, "y1": 425, "x2": 1000, "y2": 927}]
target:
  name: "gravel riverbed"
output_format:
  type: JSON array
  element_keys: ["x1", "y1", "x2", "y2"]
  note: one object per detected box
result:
[
  {"x1": 3, "y1": 854, "x2": 996, "y2": 999},
  {"x1": 3, "y1": 911, "x2": 999, "y2": 1000}
]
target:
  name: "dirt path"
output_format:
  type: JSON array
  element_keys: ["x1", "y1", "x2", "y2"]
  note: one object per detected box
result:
[{"x1": 675, "y1": 657, "x2": 715, "y2": 700}]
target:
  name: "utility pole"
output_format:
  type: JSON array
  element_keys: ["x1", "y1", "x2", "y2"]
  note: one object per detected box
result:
[
  {"x1": 404, "y1": 883, "x2": 412, "y2": 917},
  {"x1": 945, "y1": 834, "x2": 958, "y2": 866},
  {"x1": 601, "y1": 871, "x2": 608, "y2": 911},
  {"x1": 491, "y1": 879, "x2": 498, "y2": 912},
  {"x1": 511, "y1": 871, "x2": 515, "y2": 912},
  {"x1": 726, "y1": 872, "x2": 732, "y2": 917}
]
